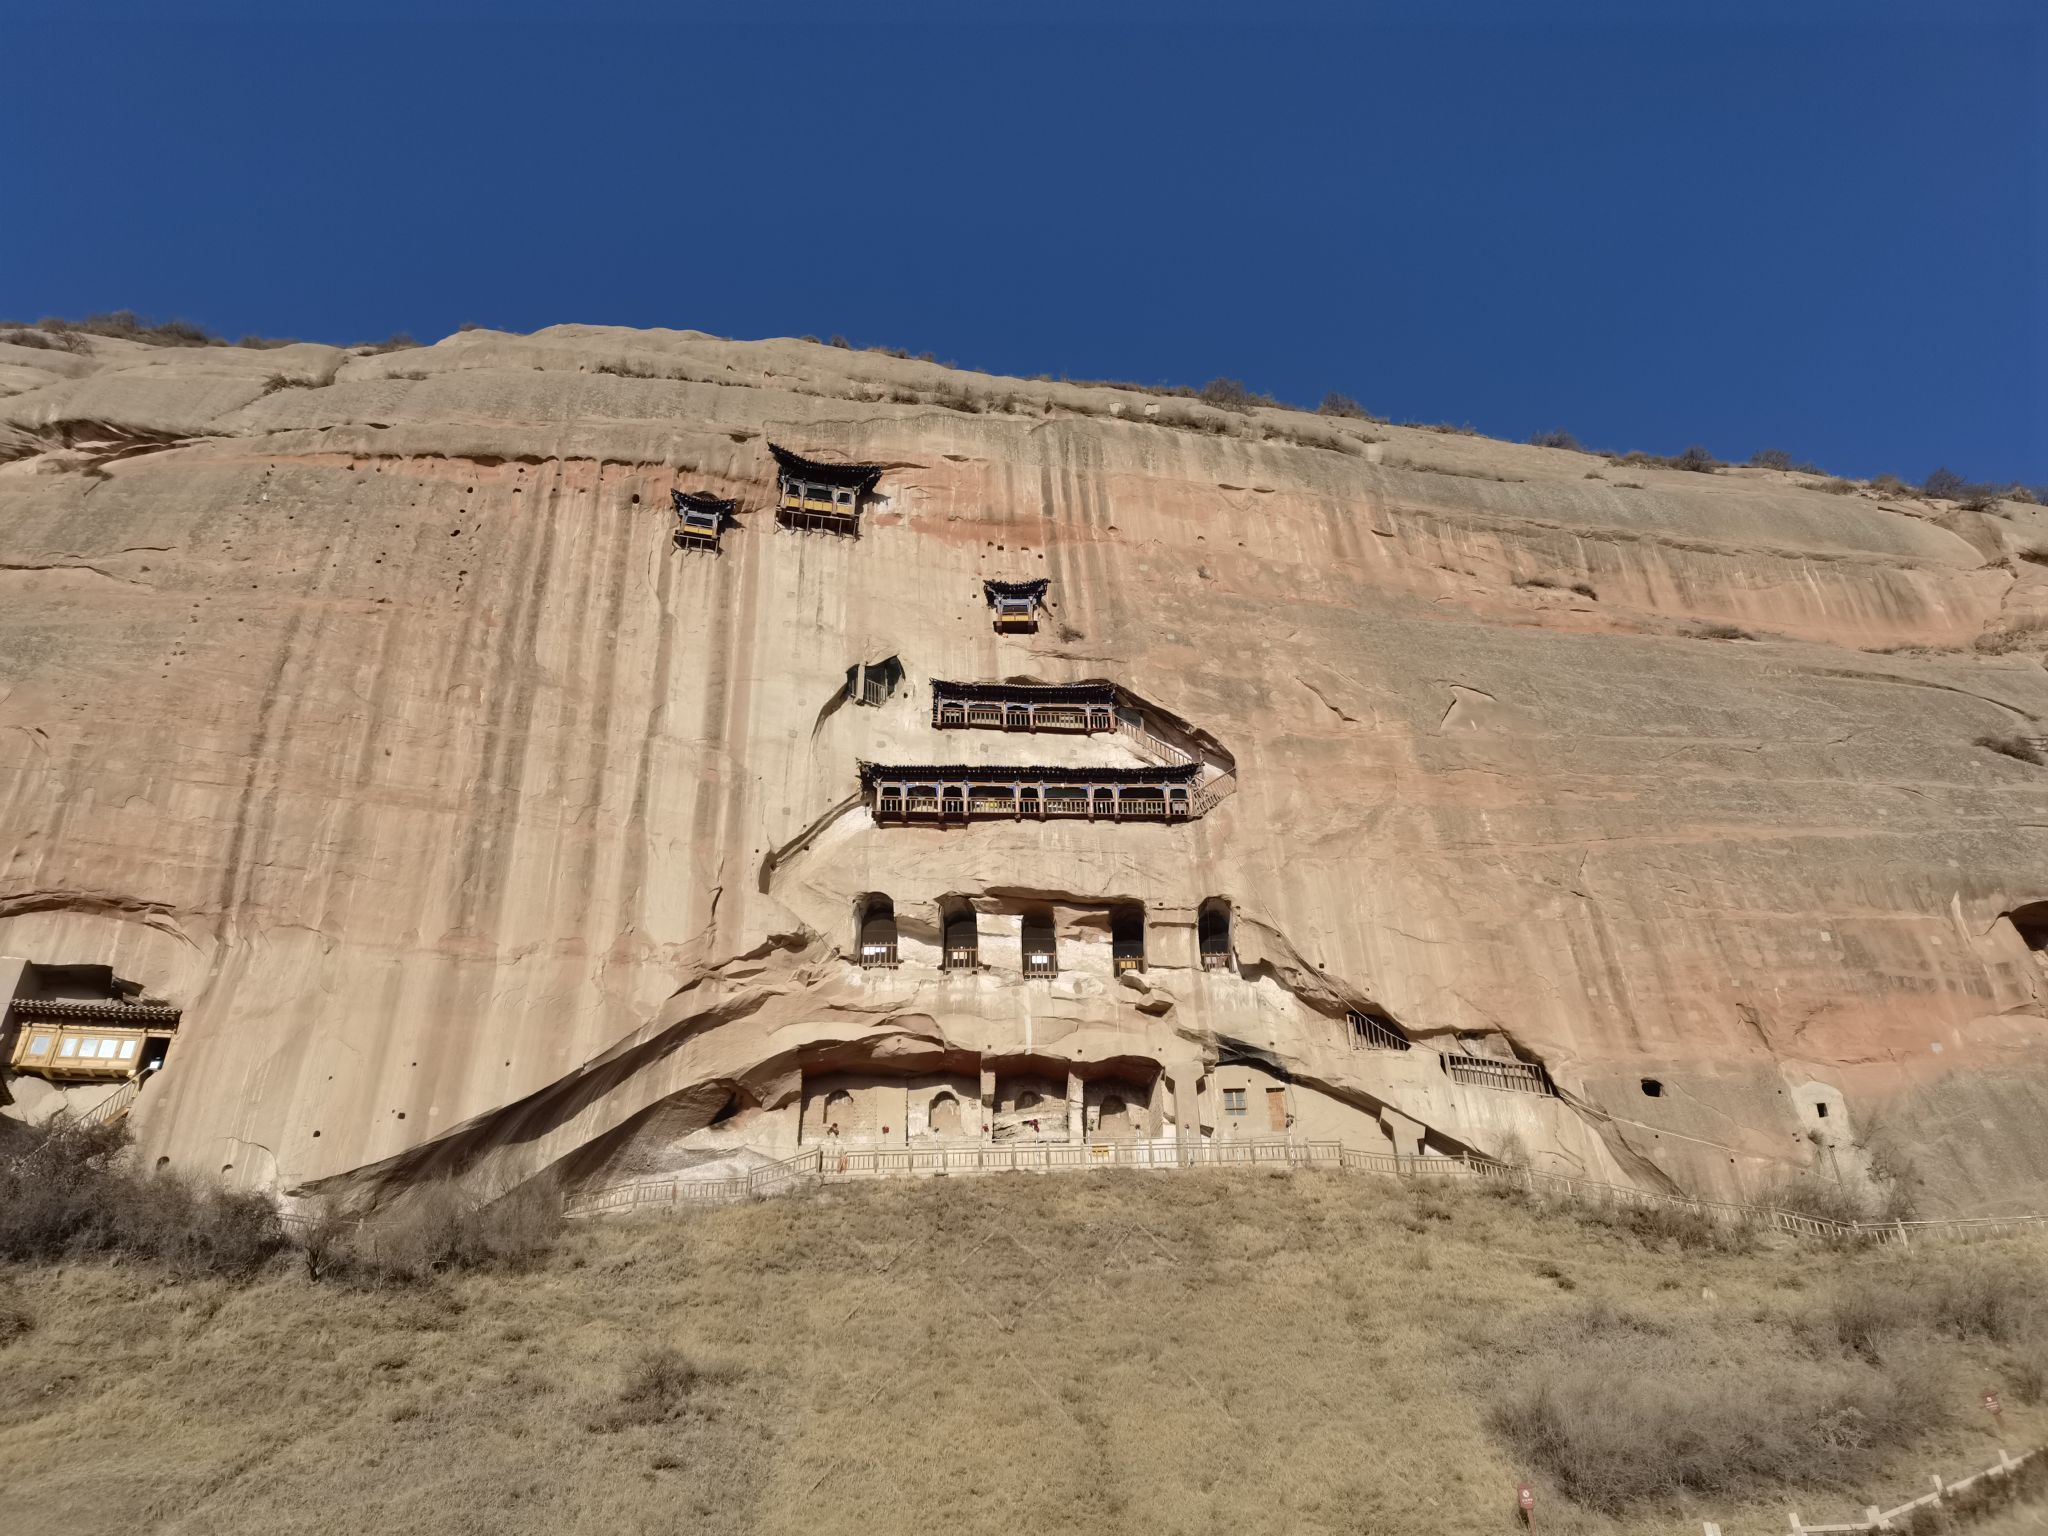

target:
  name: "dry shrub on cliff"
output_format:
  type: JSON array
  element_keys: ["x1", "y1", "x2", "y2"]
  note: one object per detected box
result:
[
  {"x1": 1316, "y1": 391, "x2": 1383, "y2": 421},
  {"x1": 0, "y1": 1117, "x2": 282, "y2": 1278},
  {"x1": 1976, "y1": 734, "x2": 2046, "y2": 765}
]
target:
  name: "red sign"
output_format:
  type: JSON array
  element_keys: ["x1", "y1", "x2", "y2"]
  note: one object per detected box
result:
[
  {"x1": 1985, "y1": 1390, "x2": 2002, "y2": 1416},
  {"x1": 1518, "y1": 1482, "x2": 1534, "y2": 1511}
]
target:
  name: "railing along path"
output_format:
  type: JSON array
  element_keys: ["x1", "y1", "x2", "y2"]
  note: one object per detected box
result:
[{"x1": 559, "y1": 1138, "x2": 2048, "y2": 1245}]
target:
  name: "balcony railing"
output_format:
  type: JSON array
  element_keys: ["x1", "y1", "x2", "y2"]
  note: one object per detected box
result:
[
  {"x1": 1346, "y1": 1010, "x2": 1412, "y2": 1052},
  {"x1": 858, "y1": 944, "x2": 899, "y2": 970},
  {"x1": 1200, "y1": 950, "x2": 1233, "y2": 971},
  {"x1": 1443, "y1": 1055, "x2": 1551, "y2": 1095},
  {"x1": 1023, "y1": 951, "x2": 1058, "y2": 975},
  {"x1": 1114, "y1": 953, "x2": 1145, "y2": 975},
  {"x1": 942, "y1": 949, "x2": 980, "y2": 971},
  {"x1": 869, "y1": 784, "x2": 1198, "y2": 824}
]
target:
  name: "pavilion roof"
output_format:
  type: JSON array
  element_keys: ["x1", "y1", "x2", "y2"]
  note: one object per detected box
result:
[
  {"x1": 931, "y1": 680, "x2": 1115, "y2": 707},
  {"x1": 673, "y1": 489, "x2": 737, "y2": 515},
  {"x1": 14, "y1": 998, "x2": 182, "y2": 1025},
  {"x1": 983, "y1": 578, "x2": 1050, "y2": 603},
  {"x1": 859, "y1": 761, "x2": 1199, "y2": 787},
  {"x1": 769, "y1": 444, "x2": 884, "y2": 490}
]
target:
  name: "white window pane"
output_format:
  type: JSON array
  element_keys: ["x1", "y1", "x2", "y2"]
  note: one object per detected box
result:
[
  {"x1": 98, "y1": 1038, "x2": 120, "y2": 1059},
  {"x1": 59, "y1": 1038, "x2": 78, "y2": 1056},
  {"x1": 119, "y1": 1039, "x2": 138, "y2": 1059}
]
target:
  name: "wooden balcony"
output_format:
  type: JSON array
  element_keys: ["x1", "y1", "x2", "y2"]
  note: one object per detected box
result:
[{"x1": 9, "y1": 1022, "x2": 170, "y2": 1082}]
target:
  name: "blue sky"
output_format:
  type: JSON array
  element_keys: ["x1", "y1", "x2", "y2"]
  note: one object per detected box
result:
[{"x1": 5, "y1": 1, "x2": 2043, "y2": 485}]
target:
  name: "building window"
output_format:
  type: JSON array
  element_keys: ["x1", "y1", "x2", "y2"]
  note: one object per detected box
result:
[
  {"x1": 58, "y1": 1037, "x2": 78, "y2": 1057},
  {"x1": 26, "y1": 1034, "x2": 51, "y2": 1057},
  {"x1": 1222, "y1": 1088, "x2": 1247, "y2": 1117},
  {"x1": 119, "y1": 1039, "x2": 138, "y2": 1059},
  {"x1": 98, "y1": 1038, "x2": 120, "y2": 1059}
]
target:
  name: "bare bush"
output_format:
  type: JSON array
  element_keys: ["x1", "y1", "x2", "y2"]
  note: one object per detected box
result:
[
  {"x1": 1492, "y1": 1348, "x2": 1946, "y2": 1512},
  {"x1": 1317, "y1": 391, "x2": 1380, "y2": 420},
  {"x1": 340, "y1": 1175, "x2": 563, "y2": 1284},
  {"x1": 1750, "y1": 448, "x2": 1795, "y2": 470},
  {"x1": 0, "y1": 1296, "x2": 32, "y2": 1347},
  {"x1": 1975, "y1": 734, "x2": 2045, "y2": 766},
  {"x1": 1198, "y1": 377, "x2": 1277, "y2": 413},
  {"x1": 0, "y1": 1118, "x2": 282, "y2": 1278},
  {"x1": 1528, "y1": 429, "x2": 1580, "y2": 450},
  {"x1": 589, "y1": 1345, "x2": 738, "y2": 1433}
]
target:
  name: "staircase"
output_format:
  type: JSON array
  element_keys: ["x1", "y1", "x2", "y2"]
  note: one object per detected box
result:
[
  {"x1": 75, "y1": 1077, "x2": 141, "y2": 1130},
  {"x1": 1116, "y1": 715, "x2": 1237, "y2": 814}
]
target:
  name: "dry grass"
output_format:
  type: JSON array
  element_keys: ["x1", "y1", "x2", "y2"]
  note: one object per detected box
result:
[{"x1": 1, "y1": 1171, "x2": 2042, "y2": 1535}]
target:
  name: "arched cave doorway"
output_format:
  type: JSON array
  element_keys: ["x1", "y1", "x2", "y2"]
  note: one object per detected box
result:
[
  {"x1": 858, "y1": 895, "x2": 898, "y2": 968},
  {"x1": 1111, "y1": 905, "x2": 1145, "y2": 974},
  {"x1": 1022, "y1": 909, "x2": 1058, "y2": 975},
  {"x1": 943, "y1": 901, "x2": 979, "y2": 970},
  {"x1": 928, "y1": 1092, "x2": 962, "y2": 1137},
  {"x1": 823, "y1": 1089, "x2": 854, "y2": 1137},
  {"x1": 1199, "y1": 898, "x2": 1232, "y2": 970}
]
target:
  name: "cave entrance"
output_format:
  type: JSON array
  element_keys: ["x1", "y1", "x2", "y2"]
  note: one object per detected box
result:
[
  {"x1": 2010, "y1": 902, "x2": 2048, "y2": 954},
  {"x1": 942, "y1": 902, "x2": 979, "y2": 971},
  {"x1": 1022, "y1": 910, "x2": 1058, "y2": 976},
  {"x1": 1111, "y1": 905, "x2": 1145, "y2": 975},
  {"x1": 857, "y1": 895, "x2": 898, "y2": 969}
]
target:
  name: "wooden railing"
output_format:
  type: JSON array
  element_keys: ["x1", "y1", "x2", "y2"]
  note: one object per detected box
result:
[{"x1": 1777, "y1": 1446, "x2": 2039, "y2": 1535}]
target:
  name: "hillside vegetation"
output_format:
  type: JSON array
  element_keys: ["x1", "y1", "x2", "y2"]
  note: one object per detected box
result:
[{"x1": 2, "y1": 1156, "x2": 2044, "y2": 1536}]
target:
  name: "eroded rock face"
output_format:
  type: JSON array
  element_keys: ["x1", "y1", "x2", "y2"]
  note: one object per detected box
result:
[{"x1": 2, "y1": 324, "x2": 2046, "y2": 1212}]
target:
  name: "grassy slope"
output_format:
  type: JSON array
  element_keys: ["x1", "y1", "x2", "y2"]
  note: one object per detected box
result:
[{"x1": 0, "y1": 1170, "x2": 2042, "y2": 1536}]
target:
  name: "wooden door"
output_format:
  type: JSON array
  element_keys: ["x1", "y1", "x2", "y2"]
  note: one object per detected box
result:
[{"x1": 1266, "y1": 1088, "x2": 1288, "y2": 1133}]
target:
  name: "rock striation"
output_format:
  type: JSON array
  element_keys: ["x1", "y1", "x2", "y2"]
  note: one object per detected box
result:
[{"x1": 2, "y1": 323, "x2": 2046, "y2": 1213}]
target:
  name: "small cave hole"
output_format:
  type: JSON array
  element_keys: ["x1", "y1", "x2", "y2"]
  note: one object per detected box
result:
[
  {"x1": 1814, "y1": 1102, "x2": 1829, "y2": 1119},
  {"x1": 1640, "y1": 1078, "x2": 1663, "y2": 1097}
]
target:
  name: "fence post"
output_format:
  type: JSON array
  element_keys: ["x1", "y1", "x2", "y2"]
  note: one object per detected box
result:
[
  {"x1": 1789, "y1": 1512, "x2": 1802, "y2": 1533},
  {"x1": 1703, "y1": 1523, "x2": 1721, "y2": 1536},
  {"x1": 1863, "y1": 1505, "x2": 1880, "y2": 1528},
  {"x1": 1931, "y1": 1474, "x2": 1944, "y2": 1502}
]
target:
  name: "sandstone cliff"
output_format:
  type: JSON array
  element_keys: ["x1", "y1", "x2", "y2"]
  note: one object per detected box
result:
[{"x1": 2, "y1": 324, "x2": 2045, "y2": 1213}]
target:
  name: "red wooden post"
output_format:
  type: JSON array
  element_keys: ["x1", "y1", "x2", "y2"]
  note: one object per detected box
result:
[{"x1": 1517, "y1": 1480, "x2": 1534, "y2": 1528}]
